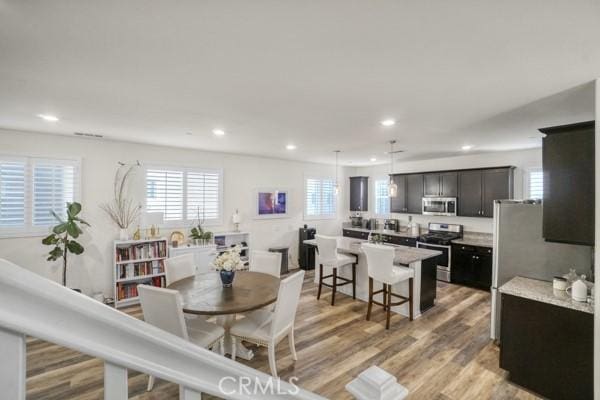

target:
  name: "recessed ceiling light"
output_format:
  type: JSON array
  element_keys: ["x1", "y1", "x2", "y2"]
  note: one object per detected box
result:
[
  {"x1": 380, "y1": 119, "x2": 396, "y2": 127},
  {"x1": 37, "y1": 114, "x2": 59, "y2": 122},
  {"x1": 462, "y1": 145, "x2": 473, "y2": 151},
  {"x1": 286, "y1": 144, "x2": 297, "y2": 150},
  {"x1": 212, "y1": 129, "x2": 225, "y2": 136},
  {"x1": 185, "y1": 132, "x2": 193, "y2": 136},
  {"x1": 370, "y1": 157, "x2": 377, "y2": 162}
]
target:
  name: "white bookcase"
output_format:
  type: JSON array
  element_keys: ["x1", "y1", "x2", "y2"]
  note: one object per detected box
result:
[
  {"x1": 213, "y1": 232, "x2": 251, "y2": 267},
  {"x1": 113, "y1": 237, "x2": 167, "y2": 308}
]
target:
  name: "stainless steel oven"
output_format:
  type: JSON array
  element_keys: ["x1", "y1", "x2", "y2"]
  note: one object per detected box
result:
[
  {"x1": 422, "y1": 197, "x2": 457, "y2": 216},
  {"x1": 416, "y1": 242, "x2": 451, "y2": 282}
]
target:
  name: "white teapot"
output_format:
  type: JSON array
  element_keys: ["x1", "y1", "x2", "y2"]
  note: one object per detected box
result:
[{"x1": 570, "y1": 275, "x2": 588, "y2": 302}]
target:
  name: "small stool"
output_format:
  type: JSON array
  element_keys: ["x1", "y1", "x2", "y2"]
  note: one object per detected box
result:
[{"x1": 315, "y1": 235, "x2": 357, "y2": 305}]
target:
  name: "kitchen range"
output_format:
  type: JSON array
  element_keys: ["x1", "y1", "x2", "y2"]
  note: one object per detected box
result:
[{"x1": 416, "y1": 223, "x2": 463, "y2": 282}]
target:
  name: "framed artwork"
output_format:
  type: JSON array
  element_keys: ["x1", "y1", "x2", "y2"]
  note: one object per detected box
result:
[{"x1": 254, "y1": 189, "x2": 289, "y2": 219}]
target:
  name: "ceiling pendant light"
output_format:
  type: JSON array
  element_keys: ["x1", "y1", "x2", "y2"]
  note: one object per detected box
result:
[
  {"x1": 388, "y1": 140, "x2": 398, "y2": 197},
  {"x1": 334, "y1": 150, "x2": 340, "y2": 195}
]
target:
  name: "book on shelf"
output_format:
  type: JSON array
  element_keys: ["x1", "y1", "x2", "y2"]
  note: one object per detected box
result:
[
  {"x1": 118, "y1": 260, "x2": 165, "y2": 279},
  {"x1": 115, "y1": 240, "x2": 167, "y2": 262},
  {"x1": 116, "y1": 276, "x2": 165, "y2": 301}
]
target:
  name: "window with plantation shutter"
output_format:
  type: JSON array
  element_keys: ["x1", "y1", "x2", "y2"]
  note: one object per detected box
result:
[
  {"x1": 304, "y1": 176, "x2": 337, "y2": 219},
  {"x1": 145, "y1": 166, "x2": 222, "y2": 225},
  {"x1": 375, "y1": 179, "x2": 390, "y2": 215},
  {"x1": 0, "y1": 155, "x2": 80, "y2": 237},
  {"x1": 527, "y1": 168, "x2": 543, "y2": 199}
]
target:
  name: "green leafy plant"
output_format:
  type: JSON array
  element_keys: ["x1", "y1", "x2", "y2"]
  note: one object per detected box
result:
[
  {"x1": 190, "y1": 224, "x2": 213, "y2": 241},
  {"x1": 42, "y1": 202, "x2": 90, "y2": 287}
]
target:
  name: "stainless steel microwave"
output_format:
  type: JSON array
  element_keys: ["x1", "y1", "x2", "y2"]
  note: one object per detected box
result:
[{"x1": 422, "y1": 197, "x2": 457, "y2": 216}]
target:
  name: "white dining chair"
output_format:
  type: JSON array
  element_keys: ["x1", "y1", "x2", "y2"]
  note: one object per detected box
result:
[
  {"x1": 249, "y1": 250, "x2": 281, "y2": 278},
  {"x1": 165, "y1": 253, "x2": 196, "y2": 286},
  {"x1": 315, "y1": 234, "x2": 357, "y2": 305},
  {"x1": 138, "y1": 284, "x2": 225, "y2": 391},
  {"x1": 230, "y1": 270, "x2": 305, "y2": 377},
  {"x1": 361, "y1": 243, "x2": 414, "y2": 329}
]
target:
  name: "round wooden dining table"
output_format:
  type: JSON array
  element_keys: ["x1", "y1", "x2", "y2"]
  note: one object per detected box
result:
[{"x1": 168, "y1": 270, "x2": 280, "y2": 360}]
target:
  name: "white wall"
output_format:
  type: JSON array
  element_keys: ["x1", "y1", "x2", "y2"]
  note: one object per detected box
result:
[
  {"x1": 0, "y1": 128, "x2": 351, "y2": 296},
  {"x1": 350, "y1": 148, "x2": 542, "y2": 233},
  {"x1": 594, "y1": 78, "x2": 599, "y2": 400}
]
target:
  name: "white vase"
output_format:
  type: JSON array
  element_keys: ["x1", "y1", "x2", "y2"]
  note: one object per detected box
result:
[{"x1": 119, "y1": 229, "x2": 129, "y2": 241}]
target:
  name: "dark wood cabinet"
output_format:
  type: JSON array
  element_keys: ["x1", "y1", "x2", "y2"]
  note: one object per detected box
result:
[
  {"x1": 406, "y1": 174, "x2": 424, "y2": 213},
  {"x1": 424, "y1": 172, "x2": 457, "y2": 197},
  {"x1": 500, "y1": 294, "x2": 593, "y2": 400},
  {"x1": 386, "y1": 235, "x2": 417, "y2": 247},
  {"x1": 540, "y1": 121, "x2": 595, "y2": 246},
  {"x1": 389, "y1": 174, "x2": 407, "y2": 213},
  {"x1": 458, "y1": 168, "x2": 513, "y2": 217},
  {"x1": 342, "y1": 229, "x2": 370, "y2": 240},
  {"x1": 349, "y1": 176, "x2": 369, "y2": 212},
  {"x1": 451, "y1": 244, "x2": 492, "y2": 289}
]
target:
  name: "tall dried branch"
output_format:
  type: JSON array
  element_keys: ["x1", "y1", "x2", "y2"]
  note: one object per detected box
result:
[{"x1": 100, "y1": 162, "x2": 141, "y2": 229}]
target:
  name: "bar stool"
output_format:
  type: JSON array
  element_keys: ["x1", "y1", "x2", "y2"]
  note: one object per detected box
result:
[
  {"x1": 315, "y1": 235, "x2": 357, "y2": 306},
  {"x1": 361, "y1": 243, "x2": 414, "y2": 329}
]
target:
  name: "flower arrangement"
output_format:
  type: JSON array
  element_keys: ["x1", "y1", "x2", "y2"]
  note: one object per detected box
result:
[{"x1": 213, "y1": 246, "x2": 244, "y2": 271}]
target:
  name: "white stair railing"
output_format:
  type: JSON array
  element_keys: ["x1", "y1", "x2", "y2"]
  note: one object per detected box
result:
[{"x1": 0, "y1": 258, "x2": 327, "y2": 400}]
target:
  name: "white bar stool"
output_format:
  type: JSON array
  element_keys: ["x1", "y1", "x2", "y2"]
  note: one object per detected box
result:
[{"x1": 315, "y1": 235, "x2": 357, "y2": 306}]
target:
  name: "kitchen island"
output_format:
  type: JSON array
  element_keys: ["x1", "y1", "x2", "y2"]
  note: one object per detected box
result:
[{"x1": 303, "y1": 236, "x2": 441, "y2": 319}]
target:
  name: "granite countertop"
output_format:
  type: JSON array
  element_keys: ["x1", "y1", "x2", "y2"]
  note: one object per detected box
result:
[
  {"x1": 500, "y1": 276, "x2": 594, "y2": 314},
  {"x1": 451, "y1": 233, "x2": 493, "y2": 248},
  {"x1": 304, "y1": 237, "x2": 441, "y2": 265},
  {"x1": 342, "y1": 224, "x2": 421, "y2": 239}
]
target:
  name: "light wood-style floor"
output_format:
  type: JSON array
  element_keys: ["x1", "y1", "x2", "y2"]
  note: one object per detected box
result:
[{"x1": 26, "y1": 271, "x2": 541, "y2": 400}]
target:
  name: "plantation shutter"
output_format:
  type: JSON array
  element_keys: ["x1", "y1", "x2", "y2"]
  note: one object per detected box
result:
[
  {"x1": 375, "y1": 179, "x2": 390, "y2": 215},
  {"x1": 187, "y1": 171, "x2": 220, "y2": 223},
  {"x1": 305, "y1": 177, "x2": 336, "y2": 219},
  {"x1": 528, "y1": 169, "x2": 543, "y2": 199},
  {"x1": 145, "y1": 168, "x2": 184, "y2": 221},
  {"x1": 0, "y1": 159, "x2": 26, "y2": 227},
  {"x1": 32, "y1": 160, "x2": 78, "y2": 226}
]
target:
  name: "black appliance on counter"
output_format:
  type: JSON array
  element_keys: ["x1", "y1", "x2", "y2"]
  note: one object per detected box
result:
[
  {"x1": 417, "y1": 223, "x2": 463, "y2": 282},
  {"x1": 349, "y1": 214, "x2": 363, "y2": 227},
  {"x1": 383, "y1": 218, "x2": 399, "y2": 232},
  {"x1": 298, "y1": 225, "x2": 316, "y2": 270}
]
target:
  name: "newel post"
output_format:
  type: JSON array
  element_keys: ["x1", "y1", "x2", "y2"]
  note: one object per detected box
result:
[
  {"x1": 345, "y1": 366, "x2": 408, "y2": 400},
  {"x1": 0, "y1": 327, "x2": 26, "y2": 400}
]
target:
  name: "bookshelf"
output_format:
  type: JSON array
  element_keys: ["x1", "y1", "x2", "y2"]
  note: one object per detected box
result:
[
  {"x1": 214, "y1": 232, "x2": 250, "y2": 268},
  {"x1": 113, "y1": 237, "x2": 167, "y2": 308}
]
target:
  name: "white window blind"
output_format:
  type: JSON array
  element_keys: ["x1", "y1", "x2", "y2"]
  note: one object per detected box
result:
[
  {"x1": 305, "y1": 177, "x2": 337, "y2": 219},
  {"x1": 145, "y1": 166, "x2": 222, "y2": 225},
  {"x1": 527, "y1": 168, "x2": 543, "y2": 199},
  {"x1": 375, "y1": 179, "x2": 390, "y2": 215},
  {"x1": 0, "y1": 156, "x2": 80, "y2": 236}
]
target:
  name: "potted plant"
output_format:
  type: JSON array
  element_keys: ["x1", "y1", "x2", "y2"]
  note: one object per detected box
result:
[
  {"x1": 189, "y1": 207, "x2": 213, "y2": 245},
  {"x1": 212, "y1": 246, "x2": 244, "y2": 287},
  {"x1": 100, "y1": 162, "x2": 141, "y2": 240},
  {"x1": 42, "y1": 202, "x2": 90, "y2": 290}
]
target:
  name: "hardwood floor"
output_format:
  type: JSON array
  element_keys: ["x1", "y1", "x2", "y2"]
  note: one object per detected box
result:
[{"x1": 26, "y1": 271, "x2": 541, "y2": 400}]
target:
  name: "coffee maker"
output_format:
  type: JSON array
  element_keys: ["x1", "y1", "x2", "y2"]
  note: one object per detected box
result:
[
  {"x1": 350, "y1": 213, "x2": 363, "y2": 227},
  {"x1": 383, "y1": 219, "x2": 399, "y2": 232}
]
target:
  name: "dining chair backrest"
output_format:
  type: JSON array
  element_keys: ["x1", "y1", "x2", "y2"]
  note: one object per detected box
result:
[
  {"x1": 138, "y1": 285, "x2": 188, "y2": 340},
  {"x1": 315, "y1": 234, "x2": 338, "y2": 265},
  {"x1": 249, "y1": 250, "x2": 281, "y2": 278},
  {"x1": 271, "y1": 270, "x2": 305, "y2": 336},
  {"x1": 165, "y1": 253, "x2": 196, "y2": 286},
  {"x1": 361, "y1": 243, "x2": 396, "y2": 284}
]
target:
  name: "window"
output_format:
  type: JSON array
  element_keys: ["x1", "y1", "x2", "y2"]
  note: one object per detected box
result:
[
  {"x1": 145, "y1": 166, "x2": 222, "y2": 225},
  {"x1": 374, "y1": 179, "x2": 390, "y2": 215},
  {"x1": 0, "y1": 156, "x2": 80, "y2": 236},
  {"x1": 526, "y1": 168, "x2": 543, "y2": 199},
  {"x1": 304, "y1": 176, "x2": 337, "y2": 219}
]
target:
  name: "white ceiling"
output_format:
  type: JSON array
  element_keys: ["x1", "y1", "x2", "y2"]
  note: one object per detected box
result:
[{"x1": 0, "y1": 0, "x2": 598, "y2": 165}]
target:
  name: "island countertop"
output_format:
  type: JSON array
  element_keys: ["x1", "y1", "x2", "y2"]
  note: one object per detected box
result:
[{"x1": 304, "y1": 236, "x2": 441, "y2": 265}]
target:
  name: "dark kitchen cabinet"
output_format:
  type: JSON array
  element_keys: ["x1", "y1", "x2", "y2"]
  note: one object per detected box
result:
[
  {"x1": 389, "y1": 174, "x2": 407, "y2": 213},
  {"x1": 451, "y1": 244, "x2": 492, "y2": 289},
  {"x1": 342, "y1": 229, "x2": 370, "y2": 240},
  {"x1": 540, "y1": 121, "x2": 595, "y2": 246},
  {"x1": 500, "y1": 294, "x2": 593, "y2": 400},
  {"x1": 386, "y1": 235, "x2": 417, "y2": 247},
  {"x1": 349, "y1": 176, "x2": 369, "y2": 212},
  {"x1": 458, "y1": 168, "x2": 513, "y2": 218},
  {"x1": 424, "y1": 172, "x2": 457, "y2": 197},
  {"x1": 406, "y1": 174, "x2": 424, "y2": 214}
]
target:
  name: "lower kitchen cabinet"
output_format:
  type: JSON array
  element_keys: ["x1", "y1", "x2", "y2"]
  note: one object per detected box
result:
[
  {"x1": 500, "y1": 294, "x2": 593, "y2": 400},
  {"x1": 451, "y1": 244, "x2": 492, "y2": 289},
  {"x1": 342, "y1": 229, "x2": 370, "y2": 240}
]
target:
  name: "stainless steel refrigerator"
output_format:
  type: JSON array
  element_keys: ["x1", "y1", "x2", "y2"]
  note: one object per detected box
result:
[{"x1": 490, "y1": 200, "x2": 593, "y2": 340}]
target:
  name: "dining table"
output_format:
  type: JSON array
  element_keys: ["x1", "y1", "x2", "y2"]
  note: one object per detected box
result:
[{"x1": 168, "y1": 270, "x2": 280, "y2": 360}]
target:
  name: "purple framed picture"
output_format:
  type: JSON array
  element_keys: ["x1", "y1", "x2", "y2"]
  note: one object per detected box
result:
[{"x1": 255, "y1": 189, "x2": 289, "y2": 219}]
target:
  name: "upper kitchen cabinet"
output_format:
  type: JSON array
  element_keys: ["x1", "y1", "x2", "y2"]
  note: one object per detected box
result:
[
  {"x1": 406, "y1": 174, "x2": 424, "y2": 213},
  {"x1": 458, "y1": 167, "x2": 514, "y2": 217},
  {"x1": 424, "y1": 172, "x2": 457, "y2": 197},
  {"x1": 349, "y1": 176, "x2": 369, "y2": 212},
  {"x1": 389, "y1": 174, "x2": 407, "y2": 213},
  {"x1": 540, "y1": 121, "x2": 595, "y2": 246}
]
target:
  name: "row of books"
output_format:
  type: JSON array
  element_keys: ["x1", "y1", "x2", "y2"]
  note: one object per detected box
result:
[
  {"x1": 115, "y1": 241, "x2": 167, "y2": 262},
  {"x1": 116, "y1": 276, "x2": 164, "y2": 301},
  {"x1": 118, "y1": 260, "x2": 164, "y2": 280}
]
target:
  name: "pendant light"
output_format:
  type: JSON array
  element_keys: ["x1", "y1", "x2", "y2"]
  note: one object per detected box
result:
[
  {"x1": 388, "y1": 140, "x2": 398, "y2": 197},
  {"x1": 334, "y1": 150, "x2": 340, "y2": 195}
]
